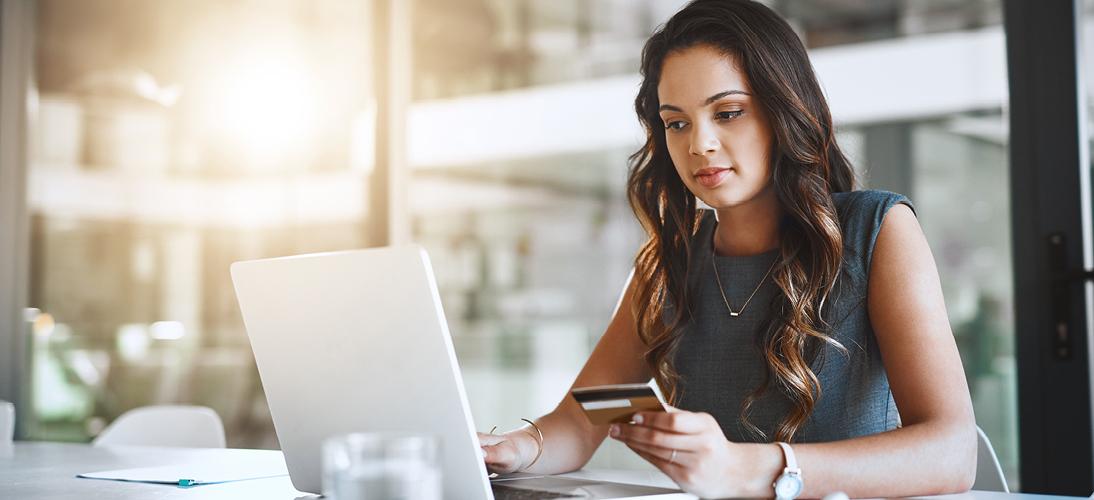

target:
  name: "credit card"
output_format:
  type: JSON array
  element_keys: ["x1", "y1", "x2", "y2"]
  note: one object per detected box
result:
[{"x1": 571, "y1": 383, "x2": 667, "y2": 425}]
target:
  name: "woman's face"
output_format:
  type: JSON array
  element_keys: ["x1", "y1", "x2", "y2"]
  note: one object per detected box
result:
[{"x1": 656, "y1": 44, "x2": 775, "y2": 209}]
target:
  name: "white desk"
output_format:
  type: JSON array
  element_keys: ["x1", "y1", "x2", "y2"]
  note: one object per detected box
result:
[{"x1": 0, "y1": 441, "x2": 1084, "y2": 499}]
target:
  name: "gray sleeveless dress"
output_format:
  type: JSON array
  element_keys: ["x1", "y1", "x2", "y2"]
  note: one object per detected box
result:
[{"x1": 670, "y1": 190, "x2": 914, "y2": 443}]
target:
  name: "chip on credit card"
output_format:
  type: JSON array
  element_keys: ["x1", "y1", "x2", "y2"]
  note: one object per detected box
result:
[{"x1": 571, "y1": 383, "x2": 667, "y2": 425}]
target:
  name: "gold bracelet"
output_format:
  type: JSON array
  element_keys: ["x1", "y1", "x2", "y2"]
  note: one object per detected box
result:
[{"x1": 517, "y1": 418, "x2": 544, "y2": 472}]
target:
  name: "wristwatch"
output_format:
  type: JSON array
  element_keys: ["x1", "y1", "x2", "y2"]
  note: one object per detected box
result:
[{"x1": 773, "y1": 441, "x2": 803, "y2": 500}]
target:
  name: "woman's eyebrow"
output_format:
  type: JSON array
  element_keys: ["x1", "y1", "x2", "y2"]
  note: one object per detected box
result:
[{"x1": 658, "y1": 89, "x2": 751, "y2": 112}]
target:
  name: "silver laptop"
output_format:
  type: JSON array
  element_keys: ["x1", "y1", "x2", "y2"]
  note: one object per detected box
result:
[{"x1": 231, "y1": 245, "x2": 681, "y2": 499}]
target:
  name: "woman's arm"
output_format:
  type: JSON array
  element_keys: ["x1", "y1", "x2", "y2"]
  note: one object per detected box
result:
[
  {"x1": 610, "y1": 204, "x2": 978, "y2": 498},
  {"x1": 790, "y1": 202, "x2": 978, "y2": 496},
  {"x1": 480, "y1": 269, "x2": 653, "y2": 474}
]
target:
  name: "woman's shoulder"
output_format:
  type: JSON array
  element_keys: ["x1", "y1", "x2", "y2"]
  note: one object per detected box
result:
[
  {"x1": 831, "y1": 189, "x2": 915, "y2": 217},
  {"x1": 831, "y1": 189, "x2": 917, "y2": 272},
  {"x1": 831, "y1": 189, "x2": 916, "y2": 230}
]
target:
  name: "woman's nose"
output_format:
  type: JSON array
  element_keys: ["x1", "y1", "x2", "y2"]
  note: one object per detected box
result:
[{"x1": 689, "y1": 124, "x2": 719, "y2": 156}]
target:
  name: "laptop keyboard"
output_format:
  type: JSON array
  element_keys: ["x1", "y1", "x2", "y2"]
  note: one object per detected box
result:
[{"x1": 491, "y1": 483, "x2": 585, "y2": 499}]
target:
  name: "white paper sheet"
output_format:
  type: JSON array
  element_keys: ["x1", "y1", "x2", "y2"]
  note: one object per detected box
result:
[{"x1": 77, "y1": 453, "x2": 289, "y2": 487}]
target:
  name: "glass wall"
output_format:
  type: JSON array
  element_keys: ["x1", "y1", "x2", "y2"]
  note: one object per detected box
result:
[
  {"x1": 26, "y1": 0, "x2": 378, "y2": 448},
  {"x1": 22, "y1": 0, "x2": 1017, "y2": 488}
]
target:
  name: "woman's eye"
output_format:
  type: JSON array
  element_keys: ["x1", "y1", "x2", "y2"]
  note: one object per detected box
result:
[
  {"x1": 715, "y1": 110, "x2": 743, "y2": 121},
  {"x1": 664, "y1": 120, "x2": 687, "y2": 131}
]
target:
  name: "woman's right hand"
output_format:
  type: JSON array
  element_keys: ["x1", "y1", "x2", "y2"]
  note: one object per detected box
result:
[{"x1": 477, "y1": 431, "x2": 524, "y2": 475}]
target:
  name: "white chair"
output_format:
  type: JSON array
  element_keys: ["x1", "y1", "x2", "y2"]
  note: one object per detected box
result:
[
  {"x1": 973, "y1": 425, "x2": 1009, "y2": 492},
  {"x1": 93, "y1": 405, "x2": 227, "y2": 448}
]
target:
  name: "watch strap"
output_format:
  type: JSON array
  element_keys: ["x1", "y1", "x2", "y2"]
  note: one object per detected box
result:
[
  {"x1": 773, "y1": 441, "x2": 803, "y2": 500},
  {"x1": 776, "y1": 441, "x2": 800, "y2": 472}
]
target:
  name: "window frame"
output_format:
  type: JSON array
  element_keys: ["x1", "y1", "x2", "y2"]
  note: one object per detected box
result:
[
  {"x1": 0, "y1": 0, "x2": 34, "y2": 439},
  {"x1": 1005, "y1": 0, "x2": 1094, "y2": 494}
]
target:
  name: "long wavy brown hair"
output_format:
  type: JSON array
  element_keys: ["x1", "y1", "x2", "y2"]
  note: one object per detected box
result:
[{"x1": 628, "y1": 0, "x2": 856, "y2": 443}]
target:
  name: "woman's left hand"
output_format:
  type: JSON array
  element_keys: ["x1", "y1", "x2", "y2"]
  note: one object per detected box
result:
[{"x1": 608, "y1": 407, "x2": 766, "y2": 498}]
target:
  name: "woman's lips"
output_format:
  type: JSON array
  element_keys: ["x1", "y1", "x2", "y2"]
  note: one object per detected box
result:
[{"x1": 694, "y1": 167, "x2": 731, "y2": 188}]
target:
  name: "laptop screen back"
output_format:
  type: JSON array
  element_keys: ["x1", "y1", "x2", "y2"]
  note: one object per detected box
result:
[{"x1": 231, "y1": 246, "x2": 492, "y2": 499}]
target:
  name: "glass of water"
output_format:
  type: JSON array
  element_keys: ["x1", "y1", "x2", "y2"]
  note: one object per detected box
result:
[{"x1": 322, "y1": 432, "x2": 441, "y2": 500}]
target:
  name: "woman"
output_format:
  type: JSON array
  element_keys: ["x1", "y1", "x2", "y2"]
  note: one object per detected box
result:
[{"x1": 478, "y1": 0, "x2": 976, "y2": 497}]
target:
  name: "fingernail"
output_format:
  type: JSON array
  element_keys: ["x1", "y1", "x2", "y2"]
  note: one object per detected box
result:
[
  {"x1": 633, "y1": 414, "x2": 644, "y2": 424},
  {"x1": 609, "y1": 424, "x2": 619, "y2": 437}
]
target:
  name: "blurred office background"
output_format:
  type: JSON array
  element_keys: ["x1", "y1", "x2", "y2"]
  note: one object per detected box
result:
[{"x1": 17, "y1": 0, "x2": 1083, "y2": 491}]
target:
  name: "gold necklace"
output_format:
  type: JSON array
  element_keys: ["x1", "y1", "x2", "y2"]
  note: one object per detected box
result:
[{"x1": 711, "y1": 243, "x2": 778, "y2": 318}]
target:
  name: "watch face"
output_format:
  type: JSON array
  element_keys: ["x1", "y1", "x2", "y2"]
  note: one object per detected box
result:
[{"x1": 775, "y1": 474, "x2": 803, "y2": 499}]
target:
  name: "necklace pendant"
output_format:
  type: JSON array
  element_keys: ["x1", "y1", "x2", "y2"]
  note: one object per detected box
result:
[{"x1": 730, "y1": 311, "x2": 740, "y2": 317}]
